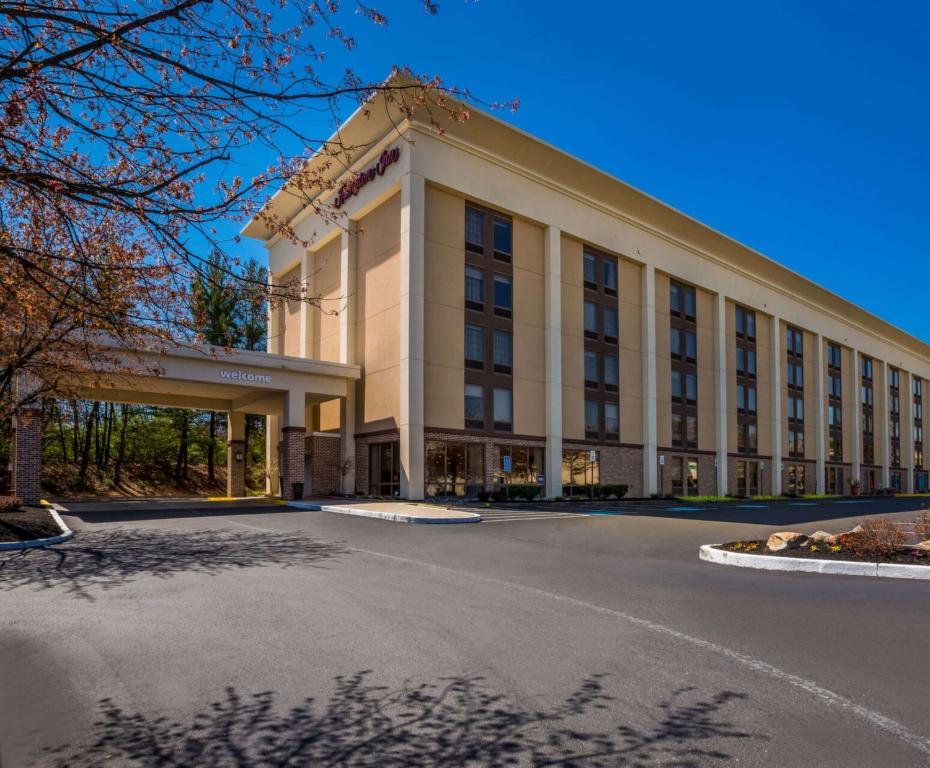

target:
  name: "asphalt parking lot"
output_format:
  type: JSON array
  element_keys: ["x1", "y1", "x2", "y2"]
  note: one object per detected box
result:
[{"x1": 2, "y1": 496, "x2": 930, "y2": 766}]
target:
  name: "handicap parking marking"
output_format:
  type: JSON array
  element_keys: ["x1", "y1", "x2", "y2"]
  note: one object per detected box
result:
[
  {"x1": 789, "y1": 502, "x2": 817, "y2": 506},
  {"x1": 834, "y1": 500, "x2": 869, "y2": 504},
  {"x1": 735, "y1": 504, "x2": 768, "y2": 509},
  {"x1": 585, "y1": 509, "x2": 627, "y2": 516},
  {"x1": 668, "y1": 506, "x2": 703, "y2": 512}
]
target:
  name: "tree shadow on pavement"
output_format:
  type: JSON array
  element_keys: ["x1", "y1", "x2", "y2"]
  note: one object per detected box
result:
[
  {"x1": 38, "y1": 672, "x2": 758, "y2": 767},
  {"x1": 0, "y1": 528, "x2": 348, "y2": 600}
]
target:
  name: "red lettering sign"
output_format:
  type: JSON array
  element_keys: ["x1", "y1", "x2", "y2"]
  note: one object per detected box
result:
[{"x1": 333, "y1": 147, "x2": 400, "y2": 209}]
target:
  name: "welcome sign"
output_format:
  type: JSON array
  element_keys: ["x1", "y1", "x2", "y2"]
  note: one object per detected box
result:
[
  {"x1": 333, "y1": 147, "x2": 400, "y2": 209},
  {"x1": 220, "y1": 369, "x2": 272, "y2": 383}
]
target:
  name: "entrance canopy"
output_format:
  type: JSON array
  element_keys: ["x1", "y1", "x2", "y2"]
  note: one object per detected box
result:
[
  {"x1": 68, "y1": 346, "x2": 359, "y2": 417},
  {"x1": 11, "y1": 347, "x2": 360, "y2": 504}
]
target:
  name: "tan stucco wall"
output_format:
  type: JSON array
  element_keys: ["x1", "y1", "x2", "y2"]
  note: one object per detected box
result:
[
  {"x1": 512, "y1": 218, "x2": 546, "y2": 437},
  {"x1": 655, "y1": 272, "x2": 671, "y2": 447},
  {"x1": 423, "y1": 184, "x2": 465, "y2": 430},
  {"x1": 279, "y1": 265, "x2": 301, "y2": 358},
  {"x1": 561, "y1": 235, "x2": 584, "y2": 440},
  {"x1": 356, "y1": 191, "x2": 402, "y2": 433},
  {"x1": 619, "y1": 259, "x2": 643, "y2": 444},
  {"x1": 309, "y1": 237, "x2": 341, "y2": 362},
  {"x1": 803, "y1": 331, "x2": 817, "y2": 461}
]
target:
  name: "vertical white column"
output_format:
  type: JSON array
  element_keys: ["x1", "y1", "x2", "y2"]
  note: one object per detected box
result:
[
  {"x1": 814, "y1": 333, "x2": 826, "y2": 494},
  {"x1": 267, "y1": 269, "x2": 280, "y2": 355},
  {"x1": 713, "y1": 293, "x2": 728, "y2": 496},
  {"x1": 770, "y1": 316, "x2": 783, "y2": 495},
  {"x1": 399, "y1": 171, "x2": 425, "y2": 499},
  {"x1": 544, "y1": 226, "x2": 563, "y2": 499},
  {"x1": 299, "y1": 250, "x2": 312, "y2": 358},
  {"x1": 880, "y1": 360, "x2": 891, "y2": 488},
  {"x1": 642, "y1": 264, "x2": 658, "y2": 496},
  {"x1": 903, "y1": 370, "x2": 914, "y2": 492},
  {"x1": 266, "y1": 269, "x2": 279, "y2": 494},
  {"x1": 851, "y1": 349, "x2": 861, "y2": 487},
  {"x1": 339, "y1": 225, "x2": 358, "y2": 495}
]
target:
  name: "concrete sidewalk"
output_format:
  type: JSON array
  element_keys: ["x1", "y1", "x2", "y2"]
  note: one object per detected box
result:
[{"x1": 288, "y1": 499, "x2": 481, "y2": 524}]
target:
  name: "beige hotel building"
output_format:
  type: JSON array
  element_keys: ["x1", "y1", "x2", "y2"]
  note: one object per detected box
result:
[{"x1": 242, "y1": 89, "x2": 930, "y2": 501}]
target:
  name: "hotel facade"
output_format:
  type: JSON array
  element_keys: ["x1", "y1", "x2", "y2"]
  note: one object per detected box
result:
[{"x1": 238, "y1": 91, "x2": 930, "y2": 502}]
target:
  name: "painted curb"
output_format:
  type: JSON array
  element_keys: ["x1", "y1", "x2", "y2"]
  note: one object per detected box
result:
[
  {"x1": 0, "y1": 504, "x2": 74, "y2": 551},
  {"x1": 699, "y1": 544, "x2": 930, "y2": 580},
  {"x1": 287, "y1": 501, "x2": 481, "y2": 524}
]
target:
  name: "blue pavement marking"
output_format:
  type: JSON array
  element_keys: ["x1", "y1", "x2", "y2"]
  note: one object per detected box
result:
[
  {"x1": 789, "y1": 502, "x2": 817, "y2": 506},
  {"x1": 585, "y1": 509, "x2": 627, "y2": 515},
  {"x1": 668, "y1": 506, "x2": 703, "y2": 512},
  {"x1": 736, "y1": 504, "x2": 767, "y2": 509},
  {"x1": 834, "y1": 500, "x2": 868, "y2": 504}
]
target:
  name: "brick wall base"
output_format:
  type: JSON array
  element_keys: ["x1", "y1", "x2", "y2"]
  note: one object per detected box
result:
[
  {"x1": 564, "y1": 442, "x2": 644, "y2": 498},
  {"x1": 226, "y1": 440, "x2": 246, "y2": 497},
  {"x1": 13, "y1": 407, "x2": 42, "y2": 505},
  {"x1": 308, "y1": 434, "x2": 341, "y2": 496},
  {"x1": 279, "y1": 427, "x2": 306, "y2": 500}
]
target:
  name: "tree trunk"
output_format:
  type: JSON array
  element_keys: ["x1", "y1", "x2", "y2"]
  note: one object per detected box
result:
[
  {"x1": 174, "y1": 412, "x2": 189, "y2": 481},
  {"x1": 78, "y1": 401, "x2": 99, "y2": 489},
  {"x1": 56, "y1": 403, "x2": 68, "y2": 462},
  {"x1": 207, "y1": 412, "x2": 216, "y2": 484},
  {"x1": 70, "y1": 400, "x2": 80, "y2": 463},
  {"x1": 114, "y1": 405, "x2": 130, "y2": 486}
]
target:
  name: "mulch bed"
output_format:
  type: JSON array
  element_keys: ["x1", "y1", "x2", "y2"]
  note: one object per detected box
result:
[
  {"x1": 716, "y1": 541, "x2": 930, "y2": 566},
  {"x1": 0, "y1": 507, "x2": 62, "y2": 543}
]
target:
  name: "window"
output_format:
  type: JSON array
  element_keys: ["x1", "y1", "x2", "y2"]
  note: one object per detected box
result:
[
  {"x1": 670, "y1": 280, "x2": 698, "y2": 449},
  {"x1": 603, "y1": 307, "x2": 619, "y2": 343},
  {"x1": 604, "y1": 354, "x2": 619, "y2": 392},
  {"x1": 603, "y1": 260, "x2": 618, "y2": 296},
  {"x1": 584, "y1": 350, "x2": 599, "y2": 389},
  {"x1": 670, "y1": 282, "x2": 696, "y2": 321},
  {"x1": 671, "y1": 457, "x2": 684, "y2": 496},
  {"x1": 786, "y1": 327, "x2": 803, "y2": 356},
  {"x1": 605, "y1": 402, "x2": 619, "y2": 438},
  {"x1": 735, "y1": 306, "x2": 756, "y2": 340},
  {"x1": 464, "y1": 384, "x2": 484, "y2": 429},
  {"x1": 861, "y1": 356, "x2": 873, "y2": 379},
  {"x1": 687, "y1": 459, "x2": 699, "y2": 495},
  {"x1": 426, "y1": 440, "x2": 485, "y2": 497},
  {"x1": 562, "y1": 449, "x2": 600, "y2": 489},
  {"x1": 493, "y1": 218, "x2": 512, "y2": 261},
  {"x1": 493, "y1": 387, "x2": 513, "y2": 431},
  {"x1": 890, "y1": 366, "x2": 901, "y2": 467},
  {"x1": 465, "y1": 266, "x2": 484, "y2": 310},
  {"x1": 493, "y1": 329, "x2": 512, "y2": 373},
  {"x1": 465, "y1": 207, "x2": 484, "y2": 252},
  {"x1": 493, "y1": 274, "x2": 512, "y2": 317},
  {"x1": 368, "y1": 441, "x2": 401, "y2": 497},
  {"x1": 464, "y1": 324, "x2": 484, "y2": 369},
  {"x1": 583, "y1": 252, "x2": 597, "y2": 289},
  {"x1": 498, "y1": 445, "x2": 544, "y2": 485},
  {"x1": 584, "y1": 302, "x2": 597, "y2": 338},
  {"x1": 585, "y1": 399, "x2": 600, "y2": 439}
]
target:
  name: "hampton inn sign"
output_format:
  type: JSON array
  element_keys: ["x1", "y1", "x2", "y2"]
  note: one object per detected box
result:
[{"x1": 333, "y1": 147, "x2": 400, "y2": 209}]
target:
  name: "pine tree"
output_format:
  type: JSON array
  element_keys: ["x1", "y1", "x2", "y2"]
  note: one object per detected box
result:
[{"x1": 190, "y1": 253, "x2": 242, "y2": 484}]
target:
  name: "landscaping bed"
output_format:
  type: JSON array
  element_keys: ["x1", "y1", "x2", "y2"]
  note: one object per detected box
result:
[
  {"x1": 715, "y1": 540, "x2": 930, "y2": 566},
  {"x1": 715, "y1": 513, "x2": 930, "y2": 567},
  {"x1": 0, "y1": 505, "x2": 61, "y2": 543}
]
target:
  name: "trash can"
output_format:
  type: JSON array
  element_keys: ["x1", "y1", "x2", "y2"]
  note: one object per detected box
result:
[{"x1": 292, "y1": 482, "x2": 304, "y2": 500}]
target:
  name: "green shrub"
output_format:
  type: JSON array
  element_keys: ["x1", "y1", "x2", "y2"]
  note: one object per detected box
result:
[
  {"x1": 597, "y1": 484, "x2": 628, "y2": 499},
  {"x1": 501, "y1": 484, "x2": 542, "y2": 501},
  {"x1": 0, "y1": 496, "x2": 23, "y2": 513}
]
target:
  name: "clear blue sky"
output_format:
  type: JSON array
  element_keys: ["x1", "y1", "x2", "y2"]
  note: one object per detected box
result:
[{"x1": 232, "y1": 1, "x2": 930, "y2": 341}]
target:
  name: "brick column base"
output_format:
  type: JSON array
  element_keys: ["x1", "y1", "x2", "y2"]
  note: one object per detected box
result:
[
  {"x1": 13, "y1": 407, "x2": 42, "y2": 505},
  {"x1": 227, "y1": 439, "x2": 246, "y2": 497},
  {"x1": 280, "y1": 427, "x2": 306, "y2": 500}
]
